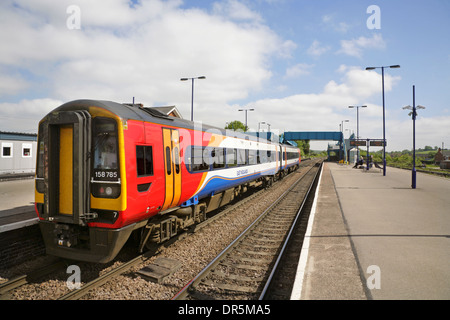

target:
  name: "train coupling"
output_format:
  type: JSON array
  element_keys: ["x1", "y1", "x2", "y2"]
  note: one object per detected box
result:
[{"x1": 53, "y1": 224, "x2": 79, "y2": 248}]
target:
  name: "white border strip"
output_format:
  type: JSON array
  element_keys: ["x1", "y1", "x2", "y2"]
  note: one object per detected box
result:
[
  {"x1": 0, "y1": 217, "x2": 39, "y2": 233},
  {"x1": 290, "y1": 163, "x2": 323, "y2": 300}
]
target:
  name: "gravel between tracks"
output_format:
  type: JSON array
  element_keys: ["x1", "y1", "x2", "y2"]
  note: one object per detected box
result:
[{"x1": 1, "y1": 168, "x2": 305, "y2": 300}]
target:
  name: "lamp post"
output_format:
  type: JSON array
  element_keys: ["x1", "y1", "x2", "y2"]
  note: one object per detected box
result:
[
  {"x1": 258, "y1": 121, "x2": 266, "y2": 133},
  {"x1": 258, "y1": 121, "x2": 266, "y2": 141},
  {"x1": 238, "y1": 108, "x2": 254, "y2": 131},
  {"x1": 341, "y1": 120, "x2": 349, "y2": 162},
  {"x1": 365, "y1": 65, "x2": 400, "y2": 176},
  {"x1": 180, "y1": 76, "x2": 206, "y2": 121},
  {"x1": 349, "y1": 105, "x2": 367, "y2": 159},
  {"x1": 403, "y1": 85, "x2": 425, "y2": 189}
]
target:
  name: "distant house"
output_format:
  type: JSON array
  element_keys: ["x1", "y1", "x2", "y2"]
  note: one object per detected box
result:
[
  {"x1": 0, "y1": 131, "x2": 37, "y2": 175},
  {"x1": 434, "y1": 148, "x2": 450, "y2": 164},
  {"x1": 153, "y1": 106, "x2": 183, "y2": 118}
]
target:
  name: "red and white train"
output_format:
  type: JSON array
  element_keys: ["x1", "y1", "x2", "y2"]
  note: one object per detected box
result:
[{"x1": 35, "y1": 100, "x2": 300, "y2": 263}]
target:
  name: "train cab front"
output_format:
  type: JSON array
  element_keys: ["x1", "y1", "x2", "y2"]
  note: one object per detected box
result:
[{"x1": 35, "y1": 102, "x2": 130, "y2": 263}]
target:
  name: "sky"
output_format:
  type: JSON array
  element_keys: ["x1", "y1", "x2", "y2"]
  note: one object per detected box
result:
[{"x1": 0, "y1": 0, "x2": 449, "y2": 151}]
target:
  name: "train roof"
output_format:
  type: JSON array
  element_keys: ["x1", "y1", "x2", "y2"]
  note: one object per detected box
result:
[{"x1": 50, "y1": 99, "x2": 298, "y2": 149}]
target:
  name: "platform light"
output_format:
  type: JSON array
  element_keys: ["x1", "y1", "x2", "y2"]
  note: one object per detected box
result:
[
  {"x1": 238, "y1": 108, "x2": 254, "y2": 131},
  {"x1": 348, "y1": 105, "x2": 367, "y2": 160},
  {"x1": 180, "y1": 76, "x2": 206, "y2": 121},
  {"x1": 403, "y1": 85, "x2": 426, "y2": 189},
  {"x1": 365, "y1": 65, "x2": 400, "y2": 176}
]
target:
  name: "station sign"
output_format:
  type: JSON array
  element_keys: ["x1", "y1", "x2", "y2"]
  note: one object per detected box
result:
[
  {"x1": 369, "y1": 140, "x2": 386, "y2": 147},
  {"x1": 350, "y1": 140, "x2": 367, "y2": 147}
]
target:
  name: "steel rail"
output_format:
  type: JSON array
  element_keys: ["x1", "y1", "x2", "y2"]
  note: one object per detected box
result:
[
  {"x1": 58, "y1": 254, "x2": 147, "y2": 300},
  {"x1": 258, "y1": 161, "x2": 322, "y2": 299},
  {"x1": 172, "y1": 160, "x2": 321, "y2": 300}
]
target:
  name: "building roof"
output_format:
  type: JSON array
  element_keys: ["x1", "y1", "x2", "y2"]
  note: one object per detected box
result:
[
  {"x1": 0, "y1": 131, "x2": 37, "y2": 141},
  {"x1": 152, "y1": 106, "x2": 183, "y2": 118}
]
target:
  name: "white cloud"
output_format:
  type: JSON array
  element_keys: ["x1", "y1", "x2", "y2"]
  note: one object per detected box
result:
[
  {"x1": 338, "y1": 34, "x2": 386, "y2": 58},
  {"x1": 307, "y1": 40, "x2": 330, "y2": 58},
  {"x1": 0, "y1": 68, "x2": 29, "y2": 97},
  {"x1": 212, "y1": 0, "x2": 263, "y2": 22},
  {"x1": 0, "y1": 0, "x2": 291, "y2": 122},
  {"x1": 284, "y1": 63, "x2": 314, "y2": 78},
  {"x1": 0, "y1": 98, "x2": 62, "y2": 132},
  {"x1": 322, "y1": 14, "x2": 350, "y2": 33}
]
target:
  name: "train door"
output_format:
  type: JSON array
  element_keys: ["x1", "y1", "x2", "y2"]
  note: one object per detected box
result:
[
  {"x1": 42, "y1": 111, "x2": 91, "y2": 225},
  {"x1": 162, "y1": 128, "x2": 182, "y2": 211}
]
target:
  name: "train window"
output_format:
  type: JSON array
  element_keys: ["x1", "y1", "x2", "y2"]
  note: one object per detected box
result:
[
  {"x1": 226, "y1": 148, "x2": 237, "y2": 167},
  {"x1": 165, "y1": 147, "x2": 172, "y2": 175},
  {"x1": 174, "y1": 147, "x2": 180, "y2": 174},
  {"x1": 237, "y1": 148, "x2": 246, "y2": 166},
  {"x1": 258, "y1": 150, "x2": 268, "y2": 164},
  {"x1": 136, "y1": 145, "x2": 153, "y2": 177},
  {"x1": 212, "y1": 148, "x2": 225, "y2": 169},
  {"x1": 189, "y1": 146, "x2": 209, "y2": 172},
  {"x1": 93, "y1": 118, "x2": 118, "y2": 170},
  {"x1": 267, "y1": 150, "x2": 274, "y2": 162},
  {"x1": 248, "y1": 149, "x2": 257, "y2": 165},
  {"x1": 286, "y1": 151, "x2": 299, "y2": 160}
]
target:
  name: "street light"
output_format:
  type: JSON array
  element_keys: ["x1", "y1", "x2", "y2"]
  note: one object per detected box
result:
[
  {"x1": 349, "y1": 105, "x2": 367, "y2": 159},
  {"x1": 180, "y1": 76, "x2": 206, "y2": 121},
  {"x1": 341, "y1": 119, "x2": 349, "y2": 136},
  {"x1": 258, "y1": 121, "x2": 266, "y2": 133},
  {"x1": 403, "y1": 85, "x2": 425, "y2": 189},
  {"x1": 340, "y1": 120, "x2": 349, "y2": 162},
  {"x1": 365, "y1": 65, "x2": 400, "y2": 176},
  {"x1": 238, "y1": 108, "x2": 254, "y2": 131}
]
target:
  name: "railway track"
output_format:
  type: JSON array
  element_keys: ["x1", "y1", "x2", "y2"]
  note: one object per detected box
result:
[
  {"x1": 173, "y1": 159, "x2": 323, "y2": 300},
  {"x1": 0, "y1": 160, "x2": 317, "y2": 300},
  {"x1": 0, "y1": 258, "x2": 66, "y2": 299}
]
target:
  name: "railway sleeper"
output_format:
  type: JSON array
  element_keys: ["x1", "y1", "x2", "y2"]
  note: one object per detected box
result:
[
  {"x1": 199, "y1": 279, "x2": 258, "y2": 294},
  {"x1": 211, "y1": 269, "x2": 265, "y2": 283}
]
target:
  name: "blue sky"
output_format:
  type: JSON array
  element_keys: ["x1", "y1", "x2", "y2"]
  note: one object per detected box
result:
[{"x1": 0, "y1": 0, "x2": 449, "y2": 151}]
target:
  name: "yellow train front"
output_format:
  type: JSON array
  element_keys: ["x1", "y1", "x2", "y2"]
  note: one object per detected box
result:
[{"x1": 35, "y1": 100, "x2": 132, "y2": 263}]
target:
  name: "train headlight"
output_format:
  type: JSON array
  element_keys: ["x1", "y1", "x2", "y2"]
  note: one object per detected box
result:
[
  {"x1": 92, "y1": 183, "x2": 121, "y2": 198},
  {"x1": 105, "y1": 187, "x2": 113, "y2": 196}
]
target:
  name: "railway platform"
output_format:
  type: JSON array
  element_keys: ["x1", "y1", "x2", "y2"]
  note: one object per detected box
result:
[
  {"x1": 0, "y1": 178, "x2": 37, "y2": 233},
  {"x1": 293, "y1": 162, "x2": 450, "y2": 300}
]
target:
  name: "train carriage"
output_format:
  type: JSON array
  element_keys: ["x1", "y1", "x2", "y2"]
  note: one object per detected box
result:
[{"x1": 35, "y1": 100, "x2": 300, "y2": 263}]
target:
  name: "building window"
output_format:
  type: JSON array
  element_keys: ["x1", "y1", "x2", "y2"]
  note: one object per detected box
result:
[
  {"x1": 22, "y1": 143, "x2": 32, "y2": 158},
  {"x1": 1, "y1": 143, "x2": 13, "y2": 158}
]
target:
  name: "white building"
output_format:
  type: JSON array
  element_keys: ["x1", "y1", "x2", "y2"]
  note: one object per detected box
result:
[{"x1": 0, "y1": 131, "x2": 37, "y2": 175}]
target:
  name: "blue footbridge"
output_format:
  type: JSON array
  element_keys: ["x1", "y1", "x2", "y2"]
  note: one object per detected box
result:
[{"x1": 283, "y1": 131, "x2": 347, "y2": 161}]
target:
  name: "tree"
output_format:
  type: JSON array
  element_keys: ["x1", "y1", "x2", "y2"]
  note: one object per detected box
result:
[
  {"x1": 225, "y1": 120, "x2": 247, "y2": 131},
  {"x1": 294, "y1": 140, "x2": 310, "y2": 157}
]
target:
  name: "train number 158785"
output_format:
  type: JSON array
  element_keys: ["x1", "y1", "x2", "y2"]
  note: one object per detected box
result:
[{"x1": 93, "y1": 170, "x2": 118, "y2": 180}]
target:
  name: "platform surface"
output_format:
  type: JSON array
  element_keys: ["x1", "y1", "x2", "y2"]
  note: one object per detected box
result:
[
  {"x1": 297, "y1": 162, "x2": 450, "y2": 300},
  {"x1": 0, "y1": 178, "x2": 37, "y2": 232}
]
